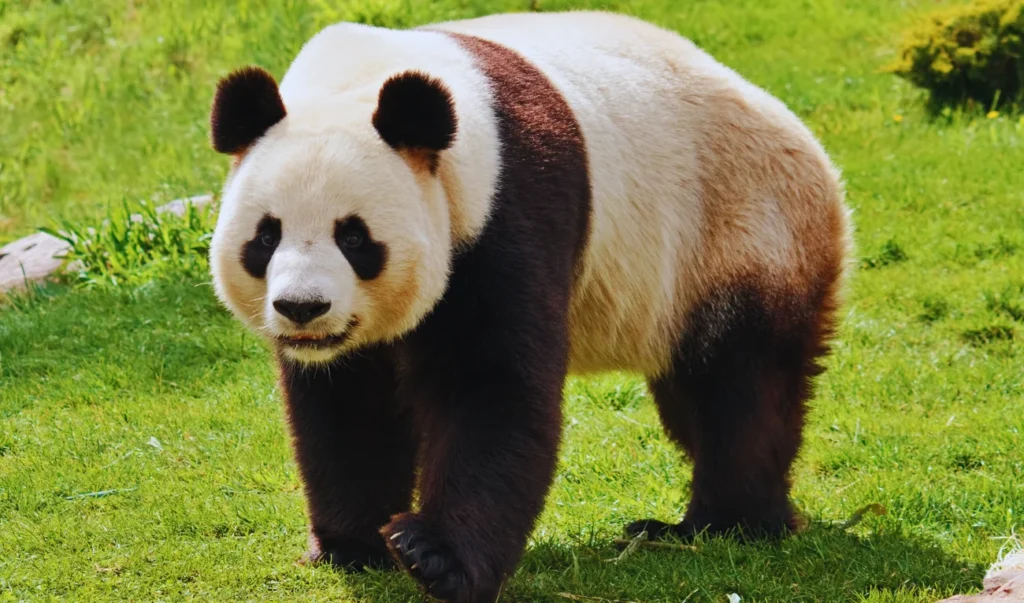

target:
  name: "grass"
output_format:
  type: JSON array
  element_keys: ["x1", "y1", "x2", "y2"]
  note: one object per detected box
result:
[{"x1": 1, "y1": 0, "x2": 1023, "y2": 601}]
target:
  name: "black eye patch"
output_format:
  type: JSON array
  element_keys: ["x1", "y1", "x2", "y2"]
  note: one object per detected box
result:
[
  {"x1": 240, "y1": 214, "x2": 281, "y2": 279},
  {"x1": 335, "y1": 215, "x2": 387, "y2": 280}
]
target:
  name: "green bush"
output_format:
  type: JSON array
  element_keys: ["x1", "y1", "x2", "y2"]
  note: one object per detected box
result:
[
  {"x1": 42, "y1": 199, "x2": 215, "y2": 288},
  {"x1": 887, "y1": 0, "x2": 1024, "y2": 109}
]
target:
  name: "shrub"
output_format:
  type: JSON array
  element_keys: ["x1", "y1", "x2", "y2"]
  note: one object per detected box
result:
[
  {"x1": 886, "y1": 0, "x2": 1024, "y2": 109},
  {"x1": 42, "y1": 199, "x2": 215, "y2": 288}
]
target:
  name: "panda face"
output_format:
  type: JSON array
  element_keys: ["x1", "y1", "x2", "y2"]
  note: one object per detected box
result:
[{"x1": 208, "y1": 68, "x2": 457, "y2": 365}]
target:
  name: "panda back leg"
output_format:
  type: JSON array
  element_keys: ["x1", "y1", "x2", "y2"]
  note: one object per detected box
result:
[{"x1": 626, "y1": 278, "x2": 839, "y2": 540}]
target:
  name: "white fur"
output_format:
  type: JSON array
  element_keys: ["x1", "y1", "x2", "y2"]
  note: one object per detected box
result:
[
  {"x1": 210, "y1": 11, "x2": 850, "y2": 373},
  {"x1": 209, "y1": 117, "x2": 451, "y2": 363}
]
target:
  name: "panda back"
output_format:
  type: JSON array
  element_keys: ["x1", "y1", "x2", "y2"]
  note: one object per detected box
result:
[{"x1": 434, "y1": 11, "x2": 850, "y2": 377}]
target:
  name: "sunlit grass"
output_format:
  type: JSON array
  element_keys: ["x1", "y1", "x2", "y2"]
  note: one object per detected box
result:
[{"x1": 1, "y1": 0, "x2": 1022, "y2": 601}]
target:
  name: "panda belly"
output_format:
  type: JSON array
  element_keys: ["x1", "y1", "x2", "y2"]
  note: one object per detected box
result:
[
  {"x1": 561, "y1": 143, "x2": 706, "y2": 378},
  {"x1": 565, "y1": 242, "x2": 691, "y2": 377}
]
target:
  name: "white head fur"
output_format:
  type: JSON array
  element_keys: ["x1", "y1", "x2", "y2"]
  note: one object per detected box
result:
[{"x1": 208, "y1": 65, "x2": 457, "y2": 365}]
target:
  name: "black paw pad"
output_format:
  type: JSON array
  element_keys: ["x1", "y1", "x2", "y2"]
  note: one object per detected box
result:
[{"x1": 382, "y1": 515, "x2": 470, "y2": 601}]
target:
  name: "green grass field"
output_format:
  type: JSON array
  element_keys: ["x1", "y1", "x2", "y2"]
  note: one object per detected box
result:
[{"x1": 2, "y1": 0, "x2": 1023, "y2": 601}]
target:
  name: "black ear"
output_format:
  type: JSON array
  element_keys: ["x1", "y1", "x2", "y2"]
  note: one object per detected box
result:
[
  {"x1": 372, "y1": 71, "x2": 457, "y2": 162},
  {"x1": 210, "y1": 66, "x2": 286, "y2": 155}
]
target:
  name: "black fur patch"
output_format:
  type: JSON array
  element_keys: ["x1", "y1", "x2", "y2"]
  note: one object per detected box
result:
[
  {"x1": 372, "y1": 71, "x2": 457, "y2": 162},
  {"x1": 240, "y1": 215, "x2": 281, "y2": 279},
  {"x1": 335, "y1": 216, "x2": 387, "y2": 280},
  {"x1": 378, "y1": 33, "x2": 591, "y2": 601},
  {"x1": 210, "y1": 66, "x2": 287, "y2": 155}
]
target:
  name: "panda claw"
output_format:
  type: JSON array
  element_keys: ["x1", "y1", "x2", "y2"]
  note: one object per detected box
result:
[{"x1": 381, "y1": 514, "x2": 473, "y2": 601}]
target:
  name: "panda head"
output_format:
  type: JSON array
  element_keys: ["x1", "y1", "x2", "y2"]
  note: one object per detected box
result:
[{"x1": 208, "y1": 66, "x2": 457, "y2": 365}]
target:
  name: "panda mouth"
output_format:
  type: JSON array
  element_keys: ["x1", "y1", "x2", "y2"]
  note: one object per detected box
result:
[
  {"x1": 278, "y1": 332, "x2": 351, "y2": 349},
  {"x1": 278, "y1": 319, "x2": 358, "y2": 350}
]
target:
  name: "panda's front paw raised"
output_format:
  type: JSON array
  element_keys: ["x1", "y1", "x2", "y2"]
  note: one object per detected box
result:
[{"x1": 382, "y1": 513, "x2": 492, "y2": 603}]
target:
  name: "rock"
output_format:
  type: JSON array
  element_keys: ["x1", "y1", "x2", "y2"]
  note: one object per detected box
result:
[
  {"x1": 155, "y1": 193, "x2": 215, "y2": 217},
  {"x1": 0, "y1": 193, "x2": 215, "y2": 294},
  {"x1": 938, "y1": 550, "x2": 1024, "y2": 602},
  {"x1": 0, "y1": 231, "x2": 71, "y2": 292}
]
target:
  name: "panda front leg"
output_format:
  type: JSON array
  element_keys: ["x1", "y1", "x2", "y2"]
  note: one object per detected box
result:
[
  {"x1": 382, "y1": 297, "x2": 568, "y2": 602},
  {"x1": 382, "y1": 382, "x2": 563, "y2": 603},
  {"x1": 278, "y1": 345, "x2": 418, "y2": 571}
]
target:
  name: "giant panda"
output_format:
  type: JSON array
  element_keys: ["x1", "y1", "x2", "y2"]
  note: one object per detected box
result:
[{"x1": 208, "y1": 10, "x2": 852, "y2": 603}]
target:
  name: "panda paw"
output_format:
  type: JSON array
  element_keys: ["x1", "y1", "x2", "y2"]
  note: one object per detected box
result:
[
  {"x1": 300, "y1": 534, "x2": 395, "y2": 572},
  {"x1": 381, "y1": 514, "x2": 478, "y2": 602},
  {"x1": 623, "y1": 513, "x2": 797, "y2": 546},
  {"x1": 622, "y1": 518, "x2": 691, "y2": 544}
]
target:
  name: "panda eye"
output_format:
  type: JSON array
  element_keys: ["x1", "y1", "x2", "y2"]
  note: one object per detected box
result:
[
  {"x1": 343, "y1": 232, "x2": 363, "y2": 249},
  {"x1": 334, "y1": 216, "x2": 385, "y2": 280},
  {"x1": 242, "y1": 215, "x2": 281, "y2": 279}
]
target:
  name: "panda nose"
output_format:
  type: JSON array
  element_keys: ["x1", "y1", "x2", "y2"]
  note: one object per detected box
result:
[{"x1": 273, "y1": 299, "x2": 331, "y2": 325}]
